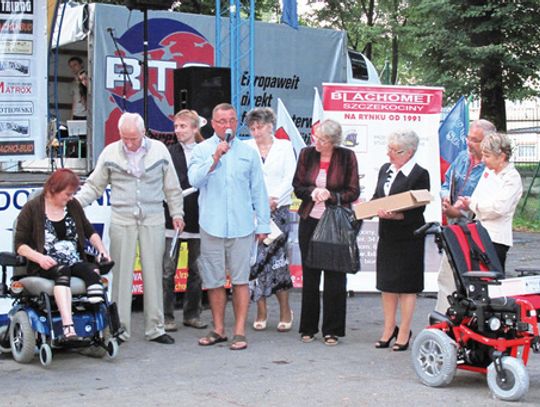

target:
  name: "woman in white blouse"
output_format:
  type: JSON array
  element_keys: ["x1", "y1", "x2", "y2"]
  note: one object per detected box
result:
[
  {"x1": 245, "y1": 107, "x2": 296, "y2": 332},
  {"x1": 458, "y1": 132, "x2": 523, "y2": 271}
]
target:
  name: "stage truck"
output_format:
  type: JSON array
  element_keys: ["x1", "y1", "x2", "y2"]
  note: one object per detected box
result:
[{"x1": 51, "y1": 2, "x2": 379, "y2": 166}]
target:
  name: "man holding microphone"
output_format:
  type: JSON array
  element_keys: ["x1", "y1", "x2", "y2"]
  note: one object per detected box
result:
[{"x1": 188, "y1": 103, "x2": 270, "y2": 350}]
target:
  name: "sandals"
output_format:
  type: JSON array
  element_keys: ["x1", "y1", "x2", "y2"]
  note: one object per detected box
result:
[
  {"x1": 198, "y1": 331, "x2": 228, "y2": 346},
  {"x1": 252, "y1": 319, "x2": 267, "y2": 331},
  {"x1": 230, "y1": 335, "x2": 248, "y2": 351},
  {"x1": 198, "y1": 331, "x2": 247, "y2": 350},
  {"x1": 62, "y1": 324, "x2": 81, "y2": 341},
  {"x1": 392, "y1": 330, "x2": 412, "y2": 352},
  {"x1": 301, "y1": 334, "x2": 338, "y2": 345},
  {"x1": 375, "y1": 326, "x2": 399, "y2": 349},
  {"x1": 324, "y1": 335, "x2": 339, "y2": 346},
  {"x1": 301, "y1": 334, "x2": 315, "y2": 343},
  {"x1": 254, "y1": 310, "x2": 294, "y2": 332},
  {"x1": 277, "y1": 311, "x2": 294, "y2": 332}
]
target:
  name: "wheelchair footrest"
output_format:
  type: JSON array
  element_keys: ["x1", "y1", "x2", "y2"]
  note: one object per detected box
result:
[{"x1": 53, "y1": 336, "x2": 92, "y2": 348}]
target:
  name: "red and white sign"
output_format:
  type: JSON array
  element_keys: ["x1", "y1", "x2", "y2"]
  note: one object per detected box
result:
[
  {"x1": 322, "y1": 83, "x2": 444, "y2": 291},
  {"x1": 324, "y1": 85, "x2": 442, "y2": 114}
]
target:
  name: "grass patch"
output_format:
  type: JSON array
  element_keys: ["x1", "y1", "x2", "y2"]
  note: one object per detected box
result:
[
  {"x1": 513, "y1": 216, "x2": 540, "y2": 232},
  {"x1": 514, "y1": 195, "x2": 540, "y2": 232}
]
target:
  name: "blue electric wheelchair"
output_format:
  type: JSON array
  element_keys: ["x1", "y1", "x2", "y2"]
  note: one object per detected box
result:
[{"x1": 0, "y1": 252, "x2": 122, "y2": 367}]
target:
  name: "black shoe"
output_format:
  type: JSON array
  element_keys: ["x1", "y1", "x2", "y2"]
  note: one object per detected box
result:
[
  {"x1": 392, "y1": 330, "x2": 412, "y2": 352},
  {"x1": 375, "y1": 326, "x2": 399, "y2": 349},
  {"x1": 150, "y1": 333, "x2": 175, "y2": 344}
]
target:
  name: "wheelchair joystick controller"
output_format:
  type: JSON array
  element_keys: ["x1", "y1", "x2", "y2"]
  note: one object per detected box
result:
[{"x1": 96, "y1": 255, "x2": 115, "y2": 275}]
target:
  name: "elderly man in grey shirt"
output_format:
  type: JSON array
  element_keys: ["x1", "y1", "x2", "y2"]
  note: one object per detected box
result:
[{"x1": 77, "y1": 112, "x2": 184, "y2": 344}]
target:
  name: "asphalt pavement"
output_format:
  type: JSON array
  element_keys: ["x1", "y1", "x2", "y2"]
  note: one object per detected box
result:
[{"x1": 1, "y1": 232, "x2": 540, "y2": 406}]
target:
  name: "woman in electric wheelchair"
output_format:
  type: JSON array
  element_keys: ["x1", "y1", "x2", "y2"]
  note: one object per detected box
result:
[{"x1": 14, "y1": 168, "x2": 110, "y2": 341}]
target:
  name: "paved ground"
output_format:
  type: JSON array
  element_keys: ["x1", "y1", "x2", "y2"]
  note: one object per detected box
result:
[
  {"x1": 506, "y1": 231, "x2": 540, "y2": 276},
  {"x1": 1, "y1": 232, "x2": 540, "y2": 406}
]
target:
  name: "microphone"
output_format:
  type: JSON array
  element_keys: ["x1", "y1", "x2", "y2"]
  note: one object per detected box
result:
[
  {"x1": 225, "y1": 128, "x2": 233, "y2": 143},
  {"x1": 107, "y1": 27, "x2": 114, "y2": 34}
]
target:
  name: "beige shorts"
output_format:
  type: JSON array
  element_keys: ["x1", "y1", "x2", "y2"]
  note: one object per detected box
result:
[{"x1": 198, "y1": 228, "x2": 254, "y2": 289}]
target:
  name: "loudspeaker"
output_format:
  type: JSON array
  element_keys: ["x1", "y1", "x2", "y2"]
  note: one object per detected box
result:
[{"x1": 174, "y1": 67, "x2": 231, "y2": 139}]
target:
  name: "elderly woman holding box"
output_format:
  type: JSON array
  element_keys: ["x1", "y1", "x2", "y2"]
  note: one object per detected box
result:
[{"x1": 372, "y1": 130, "x2": 430, "y2": 351}]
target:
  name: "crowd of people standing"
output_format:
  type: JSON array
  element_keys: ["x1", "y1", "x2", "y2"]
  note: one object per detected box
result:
[{"x1": 15, "y1": 101, "x2": 523, "y2": 351}]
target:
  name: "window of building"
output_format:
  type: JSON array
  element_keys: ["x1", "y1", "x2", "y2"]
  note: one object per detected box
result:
[{"x1": 516, "y1": 144, "x2": 536, "y2": 161}]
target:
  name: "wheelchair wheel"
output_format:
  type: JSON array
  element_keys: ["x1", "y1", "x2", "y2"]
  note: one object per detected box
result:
[
  {"x1": 105, "y1": 338, "x2": 119, "y2": 360},
  {"x1": 39, "y1": 343, "x2": 52, "y2": 367},
  {"x1": 9, "y1": 311, "x2": 36, "y2": 363},
  {"x1": 487, "y1": 356, "x2": 529, "y2": 401},
  {"x1": 411, "y1": 328, "x2": 457, "y2": 387},
  {"x1": 0, "y1": 325, "x2": 11, "y2": 353}
]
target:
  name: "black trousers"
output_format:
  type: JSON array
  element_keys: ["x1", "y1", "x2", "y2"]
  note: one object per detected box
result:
[
  {"x1": 38, "y1": 261, "x2": 101, "y2": 287},
  {"x1": 298, "y1": 216, "x2": 347, "y2": 337},
  {"x1": 493, "y1": 242, "x2": 510, "y2": 273}
]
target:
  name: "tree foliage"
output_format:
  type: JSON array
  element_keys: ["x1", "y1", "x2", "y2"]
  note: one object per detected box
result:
[
  {"x1": 303, "y1": 1, "x2": 540, "y2": 130},
  {"x1": 406, "y1": 0, "x2": 540, "y2": 130},
  {"x1": 302, "y1": 1, "x2": 387, "y2": 62},
  {"x1": 302, "y1": 1, "x2": 412, "y2": 84}
]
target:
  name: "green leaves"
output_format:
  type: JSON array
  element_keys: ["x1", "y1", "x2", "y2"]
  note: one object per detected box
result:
[{"x1": 406, "y1": 0, "x2": 540, "y2": 126}]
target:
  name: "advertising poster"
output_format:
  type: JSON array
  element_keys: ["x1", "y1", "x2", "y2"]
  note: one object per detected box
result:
[
  {"x1": 322, "y1": 83, "x2": 444, "y2": 291},
  {"x1": 0, "y1": 0, "x2": 47, "y2": 160}
]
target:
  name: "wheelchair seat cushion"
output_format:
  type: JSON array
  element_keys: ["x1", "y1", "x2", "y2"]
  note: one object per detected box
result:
[{"x1": 19, "y1": 276, "x2": 86, "y2": 296}]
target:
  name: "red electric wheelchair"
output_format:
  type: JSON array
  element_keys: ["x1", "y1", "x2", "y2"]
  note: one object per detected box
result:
[{"x1": 411, "y1": 221, "x2": 540, "y2": 401}]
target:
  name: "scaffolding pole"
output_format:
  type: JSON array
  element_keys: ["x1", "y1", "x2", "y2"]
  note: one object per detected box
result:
[{"x1": 215, "y1": 0, "x2": 255, "y2": 127}]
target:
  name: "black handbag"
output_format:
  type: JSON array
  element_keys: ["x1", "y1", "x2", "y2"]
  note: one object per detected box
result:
[{"x1": 305, "y1": 194, "x2": 363, "y2": 273}]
